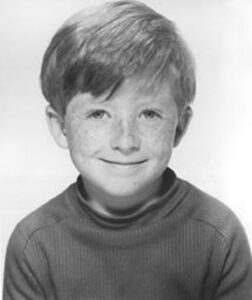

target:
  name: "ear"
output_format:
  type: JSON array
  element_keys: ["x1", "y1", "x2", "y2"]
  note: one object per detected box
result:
[
  {"x1": 45, "y1": 105, "x2": 68, "y2": 149},
  {"x1": 173, "y1": 106, "x2": 193, "y2": 147}
]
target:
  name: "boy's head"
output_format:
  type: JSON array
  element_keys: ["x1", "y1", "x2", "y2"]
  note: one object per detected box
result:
[{"x1": 42, "y1": 1, "x2": 196, "y2": 211}]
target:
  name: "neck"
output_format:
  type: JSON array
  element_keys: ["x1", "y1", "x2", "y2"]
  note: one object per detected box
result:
[{"x1": 79, "y1": 176, "x2": 164, "y2": 217}]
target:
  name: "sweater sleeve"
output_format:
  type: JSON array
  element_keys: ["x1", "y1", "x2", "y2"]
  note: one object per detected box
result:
[
  {"x1": 214, "y1": 215, "x2": 252, "y2": 300},
  {"x1": 3, "y1": 225, "x2": 45, "y2": 300}
]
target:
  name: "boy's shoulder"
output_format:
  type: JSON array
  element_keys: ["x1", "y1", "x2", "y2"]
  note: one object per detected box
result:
[
  {"x1": 180, "y1": 179, "x2": 245, "y2": 244},
  {"x1": 12, "y1": 182, "x2": 78, "y2": 242}
]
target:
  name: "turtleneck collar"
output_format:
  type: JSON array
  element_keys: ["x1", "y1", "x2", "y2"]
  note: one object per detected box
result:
[{"x1": 72, "y1": 168, "x2": 185, "y2": 229}]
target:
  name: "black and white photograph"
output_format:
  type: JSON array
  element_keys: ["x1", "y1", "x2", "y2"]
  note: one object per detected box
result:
[{"x1": 1, "y1": 0, "x2": 252, "y2": 299}]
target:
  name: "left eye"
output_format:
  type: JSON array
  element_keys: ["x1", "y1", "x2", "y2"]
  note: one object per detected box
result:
[
  {"x1": 88, "y1": 110, "x2": 108, "y2": 119},
  {"x1": 140, "y1": 110, "x2": 160, "y2": 119}
]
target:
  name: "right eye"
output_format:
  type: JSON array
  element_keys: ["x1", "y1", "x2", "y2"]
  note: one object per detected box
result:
[
  {"x1": 87, "y1": 110, "x2": 108, "y2": 119},
  {"x1": 140, "y1": 109, "x2": 161, "y2": 120}
]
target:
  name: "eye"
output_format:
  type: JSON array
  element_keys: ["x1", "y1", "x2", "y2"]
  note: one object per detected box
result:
[
  {"x1": 87, "y1": 110, "x2": 109, "y2": 119},
  {"x1": 140, "y1": 110, "x2": 161, "y2": 119}
]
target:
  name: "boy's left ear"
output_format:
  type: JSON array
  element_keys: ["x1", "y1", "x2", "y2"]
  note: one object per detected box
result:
[
  {"x1": 45, "y1": 105, "x2": 69, "y2": 149},
  {"x1": 173, "y1": 106, "x2": 193, "y2": 147}
]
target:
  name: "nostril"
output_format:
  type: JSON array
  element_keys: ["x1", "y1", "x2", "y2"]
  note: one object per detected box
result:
[{"x1": 111, "y1": 138, "x2": 140, "y2": 154}]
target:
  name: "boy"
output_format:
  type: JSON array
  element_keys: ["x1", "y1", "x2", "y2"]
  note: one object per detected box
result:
[{"x1": 3, "y1": 0, "x2": 252, "y2": 299}]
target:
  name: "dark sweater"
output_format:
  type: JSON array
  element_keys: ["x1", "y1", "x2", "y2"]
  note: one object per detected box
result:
[{"x1": 3, "y1": 169, "x2": 252, "y2": 299}]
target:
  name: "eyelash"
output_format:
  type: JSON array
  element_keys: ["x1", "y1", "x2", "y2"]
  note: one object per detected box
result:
[{"x1": 87, "y1": 109, "x2": 161, "y2": 120}]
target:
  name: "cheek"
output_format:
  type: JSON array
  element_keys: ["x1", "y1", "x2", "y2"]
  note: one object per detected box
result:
[
  {"x1": 67, "y1": 121, "x2": 108, "y2": 156},
  {"x1": 141, "y1": 121, "x2": 176, "y2": 158}
]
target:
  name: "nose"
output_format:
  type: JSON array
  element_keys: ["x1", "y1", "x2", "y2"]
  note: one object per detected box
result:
[{"x1": 110, "y1": 118, "x2": 141, "y2": 155}]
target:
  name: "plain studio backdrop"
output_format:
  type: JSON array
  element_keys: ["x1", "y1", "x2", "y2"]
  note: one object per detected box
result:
[{"x1": 1, "y1": 0, "x2": 252, "y2": 292}]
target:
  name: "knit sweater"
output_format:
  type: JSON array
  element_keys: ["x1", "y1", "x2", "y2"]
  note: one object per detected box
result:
[{"x1": 3, "y1": 169, "x2": 252, "y2": 300}]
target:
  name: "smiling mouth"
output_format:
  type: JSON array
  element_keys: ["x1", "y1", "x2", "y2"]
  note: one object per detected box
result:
[{"x1": 100, "y1": 159, "x2": 147, "y2": 166}]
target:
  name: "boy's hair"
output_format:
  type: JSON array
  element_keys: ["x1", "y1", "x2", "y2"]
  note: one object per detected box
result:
[{"x1": 40, "y1": 0, "x2": 196, "y2": 116}]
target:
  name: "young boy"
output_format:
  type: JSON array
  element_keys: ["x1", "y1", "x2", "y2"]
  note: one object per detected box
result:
[{"x1": 3, "y1": 1, "x2": 252, "y2": 299}]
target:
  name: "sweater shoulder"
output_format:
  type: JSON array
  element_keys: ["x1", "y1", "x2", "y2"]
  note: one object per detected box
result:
[
  {"x1": 179, "y1": 180, "x2": 245, "y2": 244},
  {"x1": 12, "y1": 183, "x2": 77, "y2": 243}
]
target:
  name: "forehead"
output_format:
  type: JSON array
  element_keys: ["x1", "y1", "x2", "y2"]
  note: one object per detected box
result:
[
  {"x1": 111, "y1": 77, "x2": 174, "y2": 103},
  {"x1": 67, "y1": 76, "x2": 177, "y2": 113}
]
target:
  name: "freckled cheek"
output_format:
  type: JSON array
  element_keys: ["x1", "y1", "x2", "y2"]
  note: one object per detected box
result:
[
  {"x1": 141, "y1": 124, "x2": 176, "y2": 158},
  {"x1": 68, "y1": 123, "x2": 109, "y2": 156}
]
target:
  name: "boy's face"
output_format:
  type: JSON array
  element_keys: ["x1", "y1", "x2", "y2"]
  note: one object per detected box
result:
[{"x1": 47, "y1": 79, "x2": 191, "y2": 210}]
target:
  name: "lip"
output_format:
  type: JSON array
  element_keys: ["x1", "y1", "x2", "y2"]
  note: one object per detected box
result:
[{"x1": 100, "y1": 158, "x2": 147, "y2": 166}]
